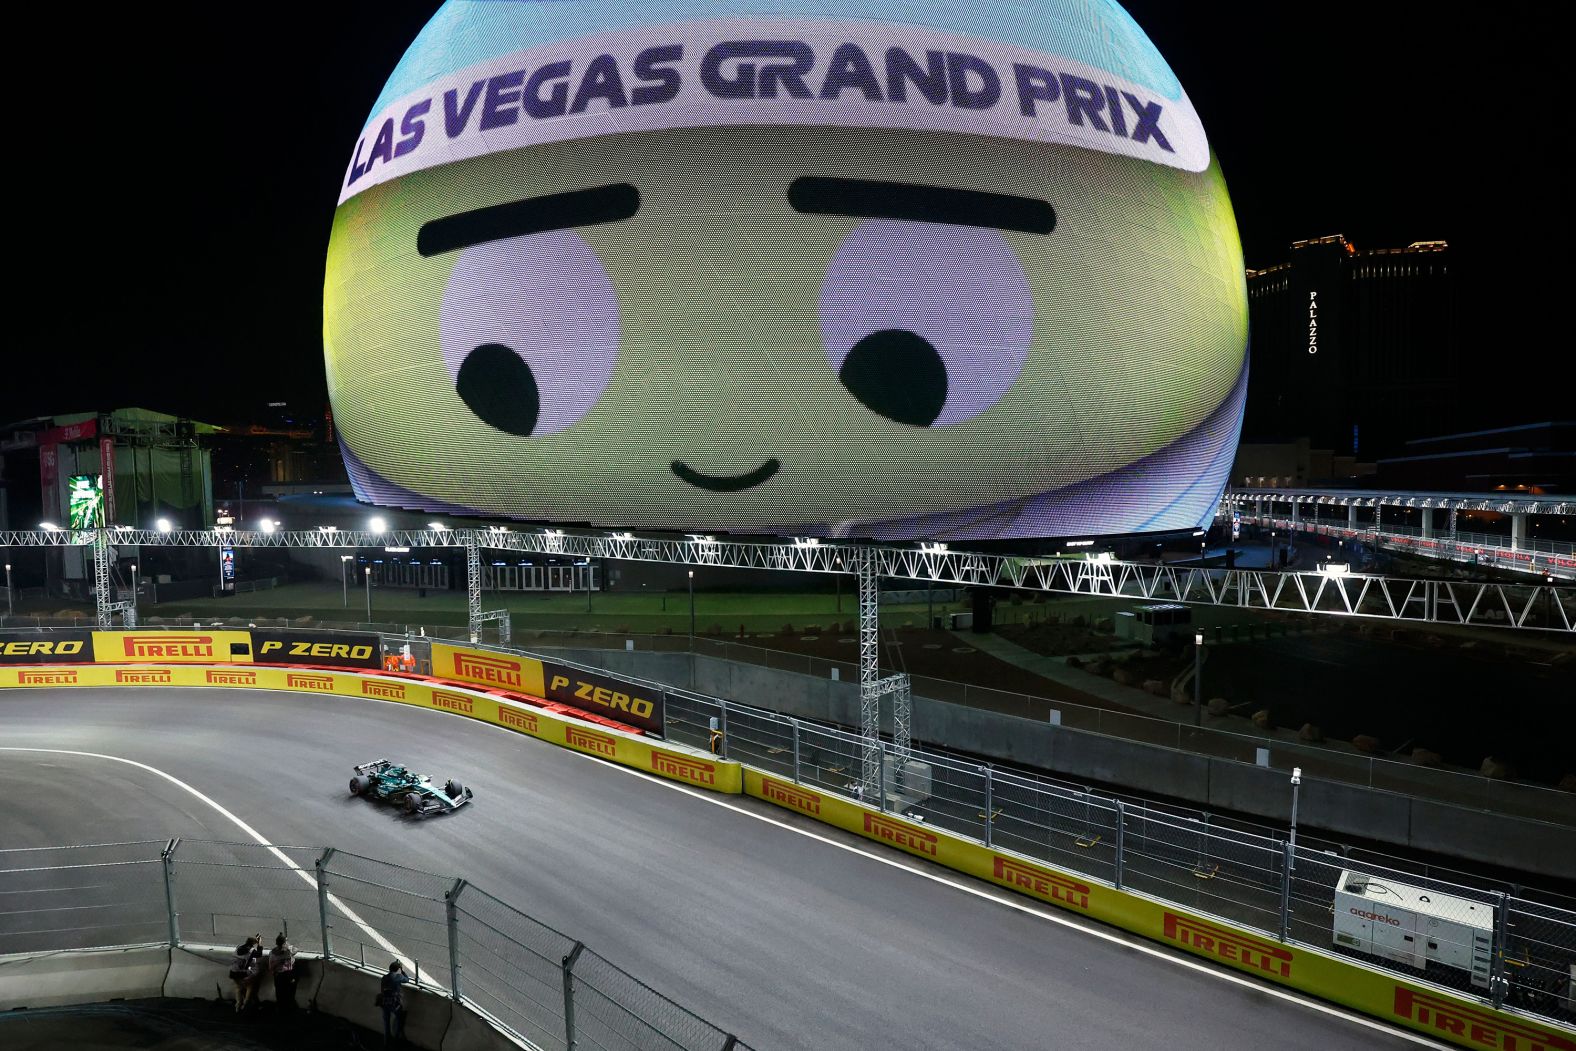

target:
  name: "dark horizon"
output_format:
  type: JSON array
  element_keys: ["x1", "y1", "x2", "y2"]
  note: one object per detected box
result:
[{"x1": 7, "y1": 2, "x2": 1561, "y2": 431}]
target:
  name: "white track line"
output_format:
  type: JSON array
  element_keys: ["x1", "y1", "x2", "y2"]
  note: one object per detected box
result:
[
  {"x1": 568, "y1": 747, "x2": 1460, "y2": 1050},
  {"x1": 0, "y1": 746, "x2": 433, "y2": 987}
]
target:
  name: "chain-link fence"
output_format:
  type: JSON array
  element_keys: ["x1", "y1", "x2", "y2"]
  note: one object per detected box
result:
[
  {"x1": 660, "y1": 687, "x2": 1576, "y2": 1029},
  {"x1": 517, "y1": 633, "x2": 1576, "y2": 825},
  {"x1": 0, "y1": 839, "x2": 754, "y2": 1051}
]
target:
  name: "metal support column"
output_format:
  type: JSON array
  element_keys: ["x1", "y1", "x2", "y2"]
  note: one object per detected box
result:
[
  {"x1": 1490, "y1": 890, "x2": 1510, "y2": 1008},
  {"x1": 445, "y1": 878, "x2": 467, "y2": 1001},
  {"x1": 1114, "y1": 802, "x2": 1125, "y2": 890},
  {"x1": 1278, "y1": 841, "x2": 1294, "y2": 941},
  {"x1": 315, "y1": 848, "x2": 336, "y2": 960},
  {"x1": 562, "y1": 941, "x2": 585, "y2": 1050},
  {"x1": 93, "y1": 530, "x2": 113, "y2": 628},
  {"x1": 791, "y1": 719, "x2": 801, "y2": 783},
  {"x1": 890, "y1": 673, "x2": 913, "y2": 765},
  {"x1": 464, "y1": 534, "x2": 483, "y2": 643},
  {"x1": 982, "y1": 765, "x2": 993, "y2": 848},
  {"x1": 160, "y1": 838, "x2": 180, "y2": 948},
  {"x1": 718, "y1": 699, "x2": 730, "y2": 760},
  {"x1": 855, "y1": 547, "x2": 882, "y2": 796}
]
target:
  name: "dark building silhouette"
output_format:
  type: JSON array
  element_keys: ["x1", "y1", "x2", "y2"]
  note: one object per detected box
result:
[{"x1": 1245, "y1": 235, "x2": 1457, "y2": 460}]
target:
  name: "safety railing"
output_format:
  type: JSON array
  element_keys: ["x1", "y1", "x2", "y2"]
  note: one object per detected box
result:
[
  {"x1": 659, "y1": 690, "x2": 1576, "y2": 1028},
  {"x1": 0, "y1": 839, "x2": 756, "y2": 1051},
  {"x1": 519, "y1": 631, "x2": 1576, "y2": 826}
]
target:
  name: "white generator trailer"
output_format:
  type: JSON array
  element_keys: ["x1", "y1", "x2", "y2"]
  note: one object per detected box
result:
[{"x1": 1333, "y1": 870, "x2": 1494, "y2": 989}]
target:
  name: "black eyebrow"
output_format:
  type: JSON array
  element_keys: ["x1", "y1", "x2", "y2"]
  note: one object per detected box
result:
[
  {"x1": 417, "y1": 183, "x2": 640, "y2": 256},
  {"x1": 788, "y1": 177, "x2": 1054, "y2": 235}
]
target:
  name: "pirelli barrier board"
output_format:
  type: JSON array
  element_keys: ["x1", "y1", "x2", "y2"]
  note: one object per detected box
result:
[
  {"x1": 0, "y1": 664, "x2": 733, "y2": 794},
  {"x1": 740, "y1": 771, "x2": 1574, "y2": 1051},
  {"x1": 0, "y1": 630, "x2": 95, "y2": 664},
  {"x1": 431, "y1": 643, "x2": 664, "y2": 735},
  {"x1": 249, "y1": 630, "x2": 380, "y2": 669},
  {"x1": 0, "y1": 629, "x2": 382, "y2": 668}
]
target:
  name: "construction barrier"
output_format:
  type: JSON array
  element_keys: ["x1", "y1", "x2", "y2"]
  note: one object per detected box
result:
[
  {"x1": 743, "y1": 770, "x2": 1575, "y2": 1051},
  {"x1": 0, "y1": 664, "x2": 737, "y2": 794}
]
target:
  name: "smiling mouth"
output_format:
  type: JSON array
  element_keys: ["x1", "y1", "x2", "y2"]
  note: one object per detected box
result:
[{"x1": 671, "y1": 458, "x2": 781, "y2": 492}]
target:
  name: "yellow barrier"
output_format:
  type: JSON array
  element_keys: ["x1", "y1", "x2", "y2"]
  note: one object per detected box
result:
[
  {"x1": 92, "y1": 631, "x2": 256, "y2": 664},
  {"x1": 0, "y1": 665, "x2": 741, "y2": 795},
  {"x1": 742, "y1": 771, "x2": 1575, "y2": 1051}
]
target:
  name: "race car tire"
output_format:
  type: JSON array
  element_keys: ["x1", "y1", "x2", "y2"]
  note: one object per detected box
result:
[
  {"x1": 404, "y1": 794, "x2": 422, "y2": 815},
  {"x1": 349, "y1": 776, "x2": 366, "y2": 796},
  {"x1": 446, "y1": 780, "x2": 464, "y2": 799}
]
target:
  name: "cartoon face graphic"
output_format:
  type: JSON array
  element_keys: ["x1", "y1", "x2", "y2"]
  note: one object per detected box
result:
[{"x1": 325, "y1": 2, "x2": 1248, "y2": 539}]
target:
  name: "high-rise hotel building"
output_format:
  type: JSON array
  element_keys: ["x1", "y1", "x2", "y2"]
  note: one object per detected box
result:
[{"x1": 1244, "y1": 235, "x2": 1456, "y2": 460}]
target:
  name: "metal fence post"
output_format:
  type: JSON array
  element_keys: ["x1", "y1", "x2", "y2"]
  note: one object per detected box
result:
[
  {"x1": 659, "y1": 690, "x2": 668, "y2": 740},
  {"x1": 1490, "y1": 890, "x2": 1509, "y2": 1008},
  {"x1": 791, "y1": 719, "x2": 801, "y2": 783},
  {"x1": 982, "y1": 765, "x2": 993, "y2": 848},
  {"x1": 877, "y1": 745, "x2": 887, "y2": 812},
  {"x1": 719, "y1": 699, "x2": 730, "y2": 759},
  {"x1": 1278, "y1": 841, "x2": 1294, "y2": 942},
  {"x1": 562, "y1": 941, "x2": 585, "y2": 1050},
  {"x1": 1114, "y1": 802, "x2": 1125, "y2": 890},
  {"x1": 445, "y1": 878, "x2": 467, "y2": 1002},
  {"x1": 315, "y1": 848, "x2": 336, "y2": 960},
  {"x1": 160, "y1": 839, "x2": 180, "y2": 948}
]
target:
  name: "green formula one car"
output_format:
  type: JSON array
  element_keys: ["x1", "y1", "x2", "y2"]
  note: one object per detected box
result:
[{"x1": 348, "y1": 758, "x2": 473, "y2": 817}]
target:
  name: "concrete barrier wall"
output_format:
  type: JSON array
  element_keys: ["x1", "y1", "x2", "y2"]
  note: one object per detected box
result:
[
  {"x1": 0, "y1": 945, "x2": 510, "y2": 1051},
  {"x1": 538, "y1": 645, "x2": 1576, "y2": 879}
]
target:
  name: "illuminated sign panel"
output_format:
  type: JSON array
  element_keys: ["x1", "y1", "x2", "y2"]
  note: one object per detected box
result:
[
  {"x1": 68, "y1": 475, "x2": 104, "y2": 529},
  {"x1": 325, "y1": 1, "x2": 1247, "y2": 540}
]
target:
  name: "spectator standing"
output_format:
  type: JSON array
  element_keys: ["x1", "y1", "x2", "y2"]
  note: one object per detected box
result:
[
  {"x1": 228, "y1": 934, "x2": 263, "y2": 1013},
  {"x1": 268, "y1": 933, "x2": 297, "y2": 1011},
  {"x1": 379, "y1": 960, "x2": 413, "y2": 1046}
]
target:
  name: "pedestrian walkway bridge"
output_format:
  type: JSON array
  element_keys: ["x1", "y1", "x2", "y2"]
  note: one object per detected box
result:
[{"x1": 1223, "y1": 488, "x2": 1575, "y2": 581}]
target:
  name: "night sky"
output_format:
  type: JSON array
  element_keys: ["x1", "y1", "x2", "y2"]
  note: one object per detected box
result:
[{"x1": 9, "y1": 3, "x2": 1558, "y2": 428}]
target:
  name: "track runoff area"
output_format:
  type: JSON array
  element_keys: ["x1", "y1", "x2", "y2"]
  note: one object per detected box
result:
[{"x1": 2, "y1": 682, "x2": 1473, "y2": 1051}]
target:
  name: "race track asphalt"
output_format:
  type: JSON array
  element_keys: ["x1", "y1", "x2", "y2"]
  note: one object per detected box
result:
[{"x1": 0, "y1": 686, "x2": 1432, "y2": 1050}]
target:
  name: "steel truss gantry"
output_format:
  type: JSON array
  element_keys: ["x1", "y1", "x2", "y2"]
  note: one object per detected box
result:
[{"x1": 4, "y1": 528, "x2": 1569, "y2": 636}]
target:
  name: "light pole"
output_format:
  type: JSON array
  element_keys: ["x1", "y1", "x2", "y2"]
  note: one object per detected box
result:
[
  {"x1": 340, "y1": 556, "x2": 352, "y2": 607},
  {"x1": 1193, "y1": 630, "x2": 1204, "y2": 727},
  {"x1": 687, "y1": 570, "x2": 695, "y2": 649},
  {"x1": 1270, "y1": 529, "x2": 1277, "y2": 569},
  {"x1": 130, "y1": 563, "x2": 138, "y2": 613},
  {"x1": 835, "y1": 558, "x2": 843, "y2": 613},
  {"x1": 1288, "y1": 766, "x2": 1303, "y2": 873},
  {"x1": 4, "y1": 563, "x2": 11, "y2": 618},
  {"x1": 364, "y1": 566, "x2": 372, "y2": 623}
]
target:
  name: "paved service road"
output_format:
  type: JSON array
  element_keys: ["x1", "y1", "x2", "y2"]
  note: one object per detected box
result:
[{"x1": 0, "y1": 687, "x2": 1439, "y2": 1050}]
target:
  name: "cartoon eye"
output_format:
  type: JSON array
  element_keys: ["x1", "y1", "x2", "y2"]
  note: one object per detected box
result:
[
  {"x1": 439, "y1": 230, "x2": 619, "y2": 436},
  {"x1": 820, "y1": 220, "x2": 1034, "y2": 427}
]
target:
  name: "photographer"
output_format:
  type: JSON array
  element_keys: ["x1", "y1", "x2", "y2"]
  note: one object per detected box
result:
[
  {"x1": 268, "y1": 932, "x2": 298, "y2": 1011},
  {"x1": 378, "y1": 960, "x2": 414, "y2": 1046},
  {"x1": 228, "y1": 934, "x2": 263, "y2": 1013}
]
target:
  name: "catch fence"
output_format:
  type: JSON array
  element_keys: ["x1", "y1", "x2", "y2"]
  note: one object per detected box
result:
[
  {"x1": 662, "y1": 689, "x2": 1576, "y2": 1028},
  {"x1": 0, "y1": 839, "x2": 755, "y2": 1051}
]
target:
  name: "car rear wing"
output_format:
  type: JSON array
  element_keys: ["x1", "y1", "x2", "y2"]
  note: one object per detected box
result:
[{"x1": 352, "y1": 758, "x2": 393, "y2": 774}]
